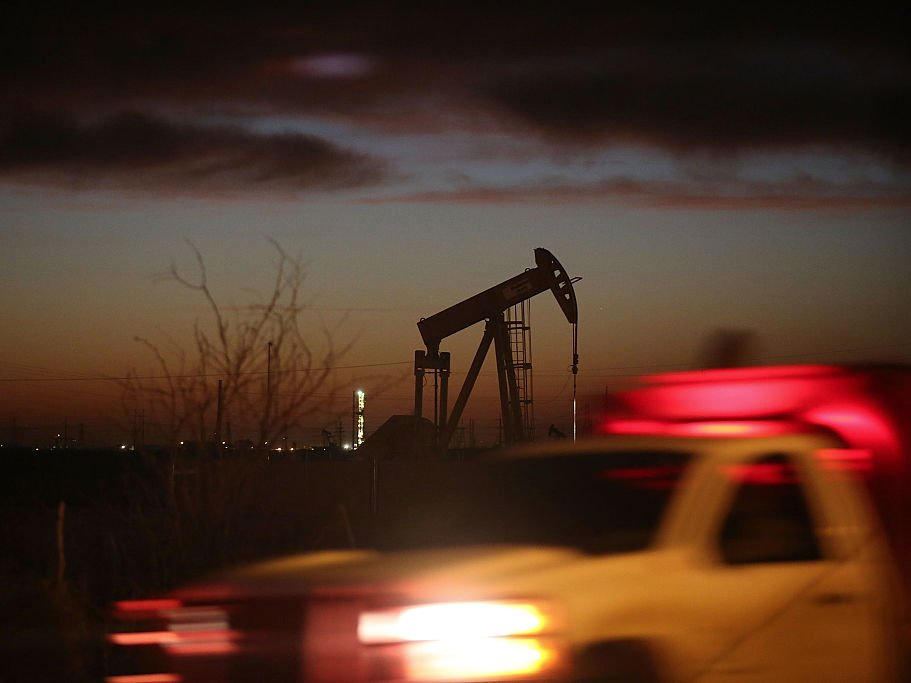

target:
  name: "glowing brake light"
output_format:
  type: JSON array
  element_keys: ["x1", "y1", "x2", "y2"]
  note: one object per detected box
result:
[
  {"x1": 684, "y1": 422, "x2": 755, "y2": 436},
  {"x1": 816, "y1": 448, "x2": 874, "y2": 475},
  {"x1": 400, "y1": 637, "x2": 559, "y2": 681},
  {"x1": 601, "y1": 419, "x2": 667, "y2": 435},
  {"x1": 358, "y1": 600, "x2": 566, "y2": 681},
  {"x1": 108, "y1": 600, "x2": 239, "y2": 656},
  {"x1": 114, "y1": 599, "x2": 183, "y2": 616},
  {"x1": 724, "y1": 462, "x2": 798, "y2": 485},
  {"x1": 602, "y1": 419, "x2": 797, "y2": 438},
  {"x1": 359, "y1": 601, "x2": 553, "y2": 643},
  {"x1": 673, "y1": 421, "x2": 793, "y2": 437}
]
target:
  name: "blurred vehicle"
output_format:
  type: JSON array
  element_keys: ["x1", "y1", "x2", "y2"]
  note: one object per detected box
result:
[
  {"x1": 107, "y1": 364, "x2": 911, "y2": 683},
  {"x1": 600, "y1": 363, "x2": 911, "y2": 587}
]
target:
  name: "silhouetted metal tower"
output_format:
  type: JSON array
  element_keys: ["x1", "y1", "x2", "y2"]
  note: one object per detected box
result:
[
  {"x1": 414, "y1": 248, "x2": 579, "y2": 451},
  {"x1": 352, "y1": 389, "x2": 366, "y2": 449},
  {"x1": 506, "y1": 299, "x2": 535, "y2": 439}
]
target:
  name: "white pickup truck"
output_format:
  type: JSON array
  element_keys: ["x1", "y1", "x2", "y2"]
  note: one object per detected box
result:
[{"x1": 108, "y1": 364, "x2": 911, "y2": 683}]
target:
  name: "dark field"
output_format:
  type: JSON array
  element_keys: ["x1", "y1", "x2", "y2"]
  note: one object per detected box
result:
[{"x1": 0, "y1": 448, "x2": 474, "y2": 682}]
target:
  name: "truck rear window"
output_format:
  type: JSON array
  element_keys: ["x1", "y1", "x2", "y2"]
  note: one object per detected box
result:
[{"x1": 371, "y1": 450, "x2": 691, "y2": 554}]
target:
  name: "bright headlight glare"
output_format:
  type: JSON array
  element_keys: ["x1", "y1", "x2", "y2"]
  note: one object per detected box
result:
[
  {"x1": 358, "y1": 600, "x2": 556, "y2": 644},
  {"x1": 402, "y1": 636, "x2": 560, "y2": 680}
]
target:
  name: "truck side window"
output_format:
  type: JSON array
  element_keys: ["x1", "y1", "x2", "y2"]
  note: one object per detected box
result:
[{"x1": 719, "y1": 454, "x2": 822, "y2": 565}]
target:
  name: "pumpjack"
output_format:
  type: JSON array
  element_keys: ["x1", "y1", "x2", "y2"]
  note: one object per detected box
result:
[{"x1": 415, "y1": 248, "x2": 579, "y2": 451}]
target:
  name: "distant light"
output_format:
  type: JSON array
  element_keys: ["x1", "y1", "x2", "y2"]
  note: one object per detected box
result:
[
  {"x1": 343, "y1": 443, "x2": 351, "y2": 450},
  {"x1": 179, "y1": 441, "x2": 184, "y2": 446},
  {"x1": 354, "y1": 389, "x2": 366, "y2": 447},
  {"x1": 120, "y1": 444, "x2": 128, "y2": 450}
]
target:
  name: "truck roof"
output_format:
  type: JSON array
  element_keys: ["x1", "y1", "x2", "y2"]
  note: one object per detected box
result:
[
  {"x1": 498, "y1": 432, "x2": 841, "y2": 461},
  {"x1": 599, "y1": 363, "x2": 910, "y2": 466}
]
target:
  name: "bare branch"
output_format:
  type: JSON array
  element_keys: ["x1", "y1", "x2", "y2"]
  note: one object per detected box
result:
[{"x1": 123, "y1": 239, "x2": 361, "y2": 450}]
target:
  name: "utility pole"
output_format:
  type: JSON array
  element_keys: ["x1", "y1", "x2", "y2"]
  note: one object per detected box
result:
[
  {"x1": 215, "y1": 379, "x2": 224, "y2": 454},
  {"x1": 572, "y1": 321, "x2": 579, "y2": 441},
  {"x1": 131, "y1": 411, "x2": 145, "y2": 452},
  {"x1": 262, "y1": 341, "x2": 273, "y2": 448}
]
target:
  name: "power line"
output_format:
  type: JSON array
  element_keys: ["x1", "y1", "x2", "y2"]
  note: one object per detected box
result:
[
  {"x1": 584, "y1": 341, "x2": 911, "y2": 376},
  {"x1": 0, "y1": 360, "x2": 413, "y2": 383},
  {"x1": 3, "y1": 340, "x2": 909, "y2": 385}
]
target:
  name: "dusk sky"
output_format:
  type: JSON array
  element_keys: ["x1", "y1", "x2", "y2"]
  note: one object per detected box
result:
[{"x1": 2, "y1": 4, "x2": 909, "y2": 447}]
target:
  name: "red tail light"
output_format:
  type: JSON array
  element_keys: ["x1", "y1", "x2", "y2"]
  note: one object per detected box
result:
[{"x1": 109, "y1": 601, "x2": 239, "y2": 656}]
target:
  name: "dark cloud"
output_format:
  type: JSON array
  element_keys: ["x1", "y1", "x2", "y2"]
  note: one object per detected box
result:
[
  {"x1": 5, "y1": 5, "x2": 907, "y2": 113},
  {"x1": 0, "y1": 111, "x2": 386, "y2": 194},
  {"x1": 2, "y1": 5, "x2": 395, "y2": 114},
  {"x1": 482, "y1": 42, "x2": 910, "y2": 160},
  {"x1": 1, "y1": 3, "x2": 908, "y2": 190},
  {"x1": 368, "y1": 175, "x2": 911, "y2": 211}
]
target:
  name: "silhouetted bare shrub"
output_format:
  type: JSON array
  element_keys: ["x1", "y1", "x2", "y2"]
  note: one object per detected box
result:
[{"x1": 121, "y1": 239, "x2": 360, "y2": 448}]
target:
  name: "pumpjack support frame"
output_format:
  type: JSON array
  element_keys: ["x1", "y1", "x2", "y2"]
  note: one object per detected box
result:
[{"x1": 415, "y1": 248, "x2": 578, "y2": 453}]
